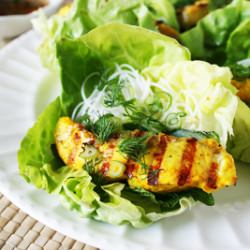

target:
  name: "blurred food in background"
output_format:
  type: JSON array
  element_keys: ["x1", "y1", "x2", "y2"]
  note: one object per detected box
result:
[
  {"x1": 0, "y1": 0, "x2": 48, "y2": 16},
  {"x1": 0, "y1": 0, "x2": 63, "y2": 41}
]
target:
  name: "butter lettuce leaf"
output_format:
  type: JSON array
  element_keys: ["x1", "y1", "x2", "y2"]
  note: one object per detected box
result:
[
  {"x1": 57, "y1": 23, "x2": 190, "y2": 114},
  {"x1": 180, "y1": 0, "x2": 250, "y2": 65},
  {"x1": 33, "y1": 0, "x2": 178, "y2": 70},
  {"x1": 209, "y1": 0, "x2": 233, "y2": 10},
  {"x1": 180, "y1": 0, "x2": 246, "y2": 64},
  {"x1": 226, "y1": 19, "x2": 250, "y2": 78},
  {"x1": 228, "y1": 100, "x2": 250, "y2": 163},
  {"x1": 18, "y1": 98, "x2": 67, "y2": 192},
  {"x1": 226, "y1": 18, "x2": 250, "y2": 64}
]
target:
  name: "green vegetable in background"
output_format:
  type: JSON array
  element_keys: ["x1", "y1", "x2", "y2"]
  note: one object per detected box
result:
[
  {"x1": 229, "y1": 61, "x2": 250, "y2": 80},
  {"x1": 180, "y1": 0, "x2": 250, "y2": 78},
  {"x1": 180, "y1": 0, "x2": 246, "y2": 64},
  {"x1": 169, "y1": 0, "x2": 196, "y2": 8},
  {"x1": 226, "y1": 19, "x2": 250, "y2": 76},
  {"x1": 208, "y1": 0, "x2": 233, "y2": 10},
  {"x1": 228, "y1": 101, "x2": 250, "y2": 163}
]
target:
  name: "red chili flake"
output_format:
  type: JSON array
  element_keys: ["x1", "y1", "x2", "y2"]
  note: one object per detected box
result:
[{"x1": 101, "y1": 162, "x2": 110, "y2": 176}]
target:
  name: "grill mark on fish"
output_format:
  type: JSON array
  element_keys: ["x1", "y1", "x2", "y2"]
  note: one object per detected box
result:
[
  {"x1": 101, "y1": 161, "x2": 110, "y2": 176},
  {"x1": 68, "y1": 131, "x2": 82, "y2": 165},
  {"x1": 148, "y1": 135, "x2": 168, "y2": 185},
  {"x1": 56, "y1": 117, "x2": 237, "y2": 193},
  {"x1": 207, "y1": 162, "x2": 218, "y2": 189},
  {"x1": 67, "y1": 147, "x2": 77, "y2": 165},
  {"x1": 125, "y1": 159, "x2": 137, "y2": 178},
  {"x1": 178, "y1": 138, "x2": 197, "y2": 186},
  {"x1": 74, "y1": 132, "x2": 81, "y2": 142}
]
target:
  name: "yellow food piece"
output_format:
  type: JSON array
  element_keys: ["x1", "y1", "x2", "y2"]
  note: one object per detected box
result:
[
  {"x1": 55, "y1": 117, "x2": 237, "y2": 193},
  {"x1": 128, "y1": 135, "x2": 236, "y2": 193},
  {"x1": 58, "y1": 3, "x2": 72, "y2": 16},
  {"x1": 55, "y1": 117, "x2": 95, "y2": 169},
  {"x1": 231, "y1": 78, "x2": 250, "y2": 103},
  {"x1": 177, "y1": 0, "x2": 209, "y2": 29}
]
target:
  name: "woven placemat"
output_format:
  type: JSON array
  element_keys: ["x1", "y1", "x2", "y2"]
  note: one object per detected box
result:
[{"x1": 0, "y1": 193, "x2": 99, "y2": 250}]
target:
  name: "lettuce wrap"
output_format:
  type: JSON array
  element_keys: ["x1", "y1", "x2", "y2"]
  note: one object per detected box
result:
[
  {"x1": 32, "y1": 0, "x2": 250, "y2": 163},
  {"x1": 18, "y1": 23, "x2": 247, "y2": 227}
]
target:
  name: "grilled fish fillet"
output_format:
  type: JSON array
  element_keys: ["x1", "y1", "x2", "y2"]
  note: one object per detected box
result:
[{"x1": 55, "y1": 117, "x2": 237, "y2": 193}]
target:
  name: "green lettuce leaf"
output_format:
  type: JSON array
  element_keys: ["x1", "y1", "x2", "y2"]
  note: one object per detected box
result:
[
  {"x1": 226, "y1": 19, "x2": 250, "y2": 78},
  {"x1": 208, "y1": 0, "x2": 233, "y2": 10},
  {"x1": 18, "y1": 98, "x2": 68, "y2": 192},
  {"x1": 57, "y1": 23, "x2": 190, "y2": 114},
  {"x1": 228, "y1": 100, "x2": 250, "y2": 163},
  {"x1": 229, "y1": 60, "x2": 250, "y2": 79},
  {"x1": 169, "y1": 0, "x2": 196, "y2": 8},
  {"x1": 34, "y1": 0, "x2": 178, "y2": 70},
  {"x1": 180, "y1": 0, "x2": 250, "y2": 65}
]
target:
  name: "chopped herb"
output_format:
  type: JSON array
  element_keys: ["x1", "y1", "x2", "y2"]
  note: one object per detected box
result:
[
  {"x1": 84, "y1": 160, "x2": 96, "y2": 175},
  {"x1": 78, "y1": 113, "x2": 122, "y2": 143},
  {"x1": 141, "y1": 162, "x2": 150, "y2": 173},
  {"x1": 171, "y1": 129, "x2": 220, "y2": 143},
  {"x1": 102, "y1": 76, "x2": 181, "y2": 133},
  {"x1": 84, "y1": 158, "x2": 104, "y2": 186},
  {"x1": 124, "y1": 106, "x2": 169, "y2": 133},
  {"x1": 166, "y1": 112, "x2": 187, "y2": 129},
  {"x1": 94, "y1": 114, "x2": 122, "y2": 142},
  {"x1": 103, "y1": 76, "x2": 134, "y2": 107},
  {"x1": 77, "y1": 113, "x2": 93, "y2": 131},
  {"x1": 119, "y1": 134, "x2": 150, "y2": 161},
  {"x1": 147, "y1": 168, "x2": 162, "y2": 185}
]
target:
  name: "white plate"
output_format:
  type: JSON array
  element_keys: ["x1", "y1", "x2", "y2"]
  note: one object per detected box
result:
[{"x1": 0, "y1": 31, "x2": 250, "y2": 250}]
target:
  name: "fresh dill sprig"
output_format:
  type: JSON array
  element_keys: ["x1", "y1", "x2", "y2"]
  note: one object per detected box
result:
[
  {"x1": 101, "y1": 72, "x2": 180, "y2": 133},
  {"x1": 84, "y1": 158, "x2": 104, "y2": 186},
  {"x1": 94, "y1": 114, "x2": 122, "y2": 143},
  {"x1": 78, "y1": 113, "x2": 122, "y2": 143},
  {"x1": 103, "y1": 77, "x2": 128, "y2": 107},
  {"x1": 124, "y1": 107, "x2": 168, "y2": 133},
  {"x1": 140, "y1": 162, "x2": 150, "y2": 173},
  {"x1": 84, "y1": 159, "x2": 96, "y2": 175},
  {"x1": 77, "y1": 113, "x2": 94, "y2": 131},
  {"x1": 148, "y1": 168, "x2": 162, "y2": 180},
  {"x1": 119, "y1": 134, "x2": 150, "y2": 161}
]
